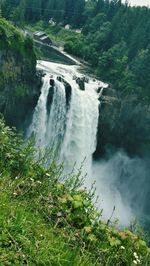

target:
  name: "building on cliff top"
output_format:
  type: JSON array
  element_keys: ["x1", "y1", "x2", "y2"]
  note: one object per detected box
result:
[{"x1": 33, "y1": 31, "x2": 52, "y2": 46}]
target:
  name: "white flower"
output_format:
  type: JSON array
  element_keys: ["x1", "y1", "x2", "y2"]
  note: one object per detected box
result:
[
  {"x1": 46, "y1": 173, "x2": 50, "y2": 177},
  {"x1": 37, "y1": 181, "x2": 42, "y2": 184},
  {"x1": 133, "y1": 252, "x2": 138, "y2": 259},
  {"x1": 133, "y1": 260, "x2": 138, "y2": 265},
  {"x1": 136, "y1": 259, "x2": 141, "y2": 263},
  {"x1": 30, "y1": 178, "x2": 34, "y2": 182},
  {"x1": 120, "y1": 246, "x2": 125, "y2": 250}
]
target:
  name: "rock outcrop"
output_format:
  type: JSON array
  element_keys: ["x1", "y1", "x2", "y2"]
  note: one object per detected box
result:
[
  {"x1": 94, "y1": 87, "x2": 150, "y2": 157},
  {"x1": 0, "y1": 19, "x2": 41, "y2": 129}
]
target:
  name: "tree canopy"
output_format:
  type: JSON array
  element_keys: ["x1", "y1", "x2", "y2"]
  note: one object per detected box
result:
[{"x1": 1, "y1": 0, "x2": 150, "y2": 100}]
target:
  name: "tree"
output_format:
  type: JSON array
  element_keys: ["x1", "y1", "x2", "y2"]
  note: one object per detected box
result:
[{"x1": 72, "y1": 0, "x2": 85, "y2": 27}]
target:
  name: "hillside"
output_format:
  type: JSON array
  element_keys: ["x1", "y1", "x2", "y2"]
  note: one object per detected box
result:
[
  {"x1": 0, "y1": 18, "x2": 41, "y2": 128},
  {"x1": 0, "y1": 117, "x2": 150, "y2": 265}
]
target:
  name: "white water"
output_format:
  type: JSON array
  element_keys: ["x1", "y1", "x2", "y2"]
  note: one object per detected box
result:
[
  {"x1": 46, "y1": 79, "x2": 67, "y2": 151},
  {"x1": 60, "y1": 76, "x2": 99, "y2": 179},
  {"x1": 28, "y1": 60, "x2": 144, "y2": 226},
  {"x1": 28, "y1": 61, "x2": 103, "y2": 180},
  {"x1": 27, "y1": 73, "x2": 50, "y2": 149}
]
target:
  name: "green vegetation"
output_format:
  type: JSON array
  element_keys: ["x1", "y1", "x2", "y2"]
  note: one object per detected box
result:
[
  {"x1": 0, "y1": 18, "x2": 36, "y2": 87},
  {"x1": 2, "y1": 0, "x2": 150, "y2": 101},
  {"x1": 0, "y1": 117, "x2": 150, "y2": 265},
  {"x1": 0, "y1": 18, "x2": 40, "y2": 127},
  {"x1": 1, "y1": 0, "x2": 85, "y2": 27},
  {"x1": 26, "y1": 20, "x2": 81, "y2": 45},
  {"x1": 0, "y1": 18, "x2": 35, "y2": 60}
]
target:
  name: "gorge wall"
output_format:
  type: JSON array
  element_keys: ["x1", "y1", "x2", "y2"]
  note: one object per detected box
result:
[
  {"x1": 95, "y1": 86, "x2": 150, "y2": 158},
  {"x1": 0, "y1": 19, "x2": 41, "y2": 129}
]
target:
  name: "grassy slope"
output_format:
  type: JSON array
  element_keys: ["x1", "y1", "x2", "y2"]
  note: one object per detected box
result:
[{"x1": 0, "y1": 118, "x2": 150, "y2": 266}]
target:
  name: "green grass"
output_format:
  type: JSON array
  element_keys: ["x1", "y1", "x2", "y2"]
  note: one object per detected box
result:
[{"x1": 0, "y1": 117, "x2": 150, "y2": 266}]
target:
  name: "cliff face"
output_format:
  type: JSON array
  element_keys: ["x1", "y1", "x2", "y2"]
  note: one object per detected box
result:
[
  {"x1": 0, "y1": 19, "x2": 41, "y2": 129},
  {"x1": 95, "y1": 87, "x2": 150, "y2": 157}
]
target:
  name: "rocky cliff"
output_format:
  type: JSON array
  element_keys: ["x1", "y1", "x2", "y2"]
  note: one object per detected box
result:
[
  {"x1": 0, "y1": 19, "x2": 41, "y2": 129},
  {"x1": 95, "y1": 87, "x2": 150, "y2": 157}
]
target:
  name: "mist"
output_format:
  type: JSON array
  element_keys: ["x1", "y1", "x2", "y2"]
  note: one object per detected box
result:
[{"x1": 92, "y1": 150, "x2": 150, "y2": 226}]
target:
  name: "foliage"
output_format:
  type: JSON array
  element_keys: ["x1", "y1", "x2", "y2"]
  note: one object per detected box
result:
[
  {"x1": 0, "y1": 18, "x2": 40, "y2": 128},
  {"x1": 0, "y1": 18, "x2": 36, "y2": 81},
  {"x1": 0, "y1": 117, "x2": 150, "y2": 265},
  {"x1": 10, "y1": 0, "x2": 149, "y2": 102},
  {"x1": 1, "y1": 0, "x2": 85, "y2": 27}
]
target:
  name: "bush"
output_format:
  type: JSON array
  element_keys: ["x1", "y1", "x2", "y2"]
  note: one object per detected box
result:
[{"x1": 0, "y1": 117, "x2": 150, "y2": 265}]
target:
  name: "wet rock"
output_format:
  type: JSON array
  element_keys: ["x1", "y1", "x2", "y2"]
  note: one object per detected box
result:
[
  {"x1": 46, "y1": 87, "x2": 54, "y2": 115},
  {"x1": 97, "y1": 87, "x2": 102, "y2": 94},
  {"x1": 57, "y1": 76, "x2": 63, "y2": 82},
  {"x1": 73, "y1": 75, "x2": 77, "y2": 80},
  {"x1": 50, "y1": 79, "x2": 55, "y2": 87},
  {"x1": 82, "y1": 76, "x2": 89, "y2": 83},
  {"x1": 56, "y1": 76, "x2": 72, "y2": 108},
  {"x1": 64, "y1": 82, "x2": 72, "y2": 107},
  {"x1": 76, "y1": 77, "x2": 85, "y2": 91},
  {"x1": 94, "y1": 87, "x2": 150, "y2": 158}
]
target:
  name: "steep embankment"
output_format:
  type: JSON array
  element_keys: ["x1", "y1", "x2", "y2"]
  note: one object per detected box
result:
[
  {"x1": 0, "y1": 117, "x2": 150, "y2": 265},
  {"x1": 0, "y1": 19, "x2": 41, "y2": 128}
]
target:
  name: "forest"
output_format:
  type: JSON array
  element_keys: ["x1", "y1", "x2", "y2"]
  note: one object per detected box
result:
[{"x1": 1, "y1": 0, "x2": 150, "y2": 101}]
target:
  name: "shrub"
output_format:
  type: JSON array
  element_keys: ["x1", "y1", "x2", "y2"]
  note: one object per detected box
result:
[{"x1": 0, "y1": 117, "x2": 150, "y2": 265}]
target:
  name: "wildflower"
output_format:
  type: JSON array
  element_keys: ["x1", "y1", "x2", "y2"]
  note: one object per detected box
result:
[
  {"x1": 13, "y1": 192, "x2": 17, "y2": 196},
  {"x1": 46, "y1": 173, "x2": 50, "y2": 177},
  {"x1": 136, "y1": 259, "x2": 141, "y2": 263},
  {"x1": 30, "y1": 178, "x2": 34, "y2": 182},
  {"x1": 120, "y1": 246, "x2": 125, "y2": 250},
  {"x1": 133, "y1": 252, "x2": 138, "y2": 259},
  {"x1": 133, "y1": 260, "x2": 138, "y2": 265},
  {"x1": 37, "y1": 181, "x2": 42, "y2": 184}
]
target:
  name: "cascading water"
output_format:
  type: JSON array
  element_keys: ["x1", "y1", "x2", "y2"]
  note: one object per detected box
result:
[
  {"x1": 27, "y1": 73, "x2": 50, "y2": 150},
  {"x1": 28, "y1": 61, "x2": 101, "y2": 181},
  {"x1": 60, "y1": 78, "x2": 99, "y2": 180},
  {"x1": 45, "y1": 79, "x2": 67, "y2": 151},
  {"x1": 27, "y1": 60, "x2": 149, "y2": 226},
  {"x1": 28, "y1": 75, "x2": 67, "y2": 152}
]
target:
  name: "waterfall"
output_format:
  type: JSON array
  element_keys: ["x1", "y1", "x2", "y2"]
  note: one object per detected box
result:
[
  {"x1": 28, "y1": 60, "x2": 142, "y2": 225},
  {"x1": 28, "y1": 61, "x2": 101, "y2": 180},
  {"x1": 60, "y1": 79, "x2": 99, "y2": 179},
  {"x1": 46, "y1": 79, "x2": 67, "y2": 151},
  {"x1": 26, "y1": 60, "x2": 150, "y2": 229},
  {"x1": 27, "y1": 73, "x2": 50, "y2": 149}
]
